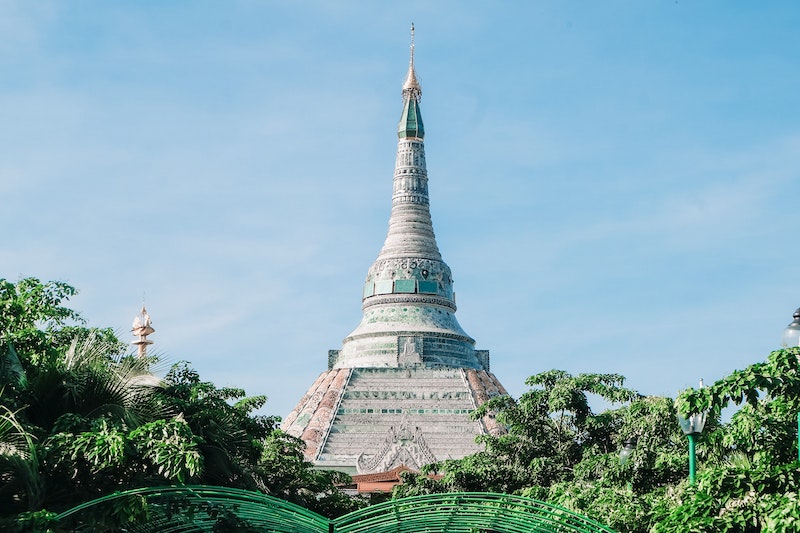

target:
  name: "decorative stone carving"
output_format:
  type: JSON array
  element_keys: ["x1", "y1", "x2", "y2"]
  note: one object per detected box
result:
[
  {"x1": 398, "y1": 336, "x2": 423, "y2": 366},
  {"x1": 356, "y1": 416, "x2": 437, "y2": 474},
  {"x1": 361, "y1": 294, "x2": 456, "y2": 311}
]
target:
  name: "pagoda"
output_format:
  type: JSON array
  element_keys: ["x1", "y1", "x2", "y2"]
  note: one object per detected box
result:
[{"x1": 282, "y1": 26, "x2": 507, "y2": 475}]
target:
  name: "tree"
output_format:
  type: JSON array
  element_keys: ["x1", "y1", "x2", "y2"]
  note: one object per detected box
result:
[
  {"x1": 652, "y1": 347, "x2": 800, "y2": 531},
  {"x1": 396, "y1": 370, "x2": 642, "y2": 496},
  {"x1": 0, "y1": 277, "x2": 362, "y2": 531},
  {"x1": 0, "y1": 278, "x2": 181, "y2": 517},
  {"x1": 395, "y1": 370, "x2": 698, "y2": 532},
  {"x1": 0, "y1": 278, "x2": 90, "y2": 381},
  {"x1": 395, "y1": 351, "x2": 800, "y2": 532},
  {"x1": 156, "y1": 362, "x2": 277, "y2": 490},
  {"x1": 258, "y1": 430, "x2": 363, "y2": 517}
]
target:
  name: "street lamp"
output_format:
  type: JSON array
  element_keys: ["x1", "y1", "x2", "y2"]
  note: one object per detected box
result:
[
  {"x1": 619, "y1": 438, "x2": 636, "y2": 465},
  {"x1": 781, "y1": 308, "x2": 800, "y2": 462},
  {"x1": 619, "y1": 438, "x2": 636, "y2": 492},
  {"x1": 677, "y1": 379, "x2": 706, "y2": 485},
  {"x1": 781, "y1": 308, "x2": 800, "y2": 348}
]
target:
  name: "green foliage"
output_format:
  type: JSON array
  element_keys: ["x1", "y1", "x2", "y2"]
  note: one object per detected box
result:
[
  {"x1": 396, "y1": 370, "x2": 642, "y2": 497},
  {"x1": 0, "y1": 404, "x2": 43, "y2": 513},
  {"x1": 257, "y1": 430, "x2": 364, "y2": 517},
  {"x1": 158, "y1": 362, "x2": 277, "y2": 489},
  {"x1": 68, "y1": 418, "x2": 127, "y2": 471},
  {"x1": 655, "y1": 348, "x2": 800, "y2": 531},
  {"x1": 541, "y1": 482, "x2": 651, "y2": 532},
  {"x1": 3, "y1": 509, "x2": 61, "y2": 533},
  {"x1": 653, "y1": 463, "x2": 800, "y2": 532},
  {"x1": 12, "y1": 275, "x2": 800, "y2": 530},
  {"x1": 677, "y1": 348, "x2": 800, "y2": 417},
  {"x1": 395, "y1": 362, "x2": 800, "y2": 532},
  {"x1": 129, "y1": 418, "x2": 203, "y2": 482},
  {"x1": 0, "y1": 277, "x2": 361, "y2": 527},
  {"x1": 0, "y1": 278, "x2": 82, "y2": 374}
]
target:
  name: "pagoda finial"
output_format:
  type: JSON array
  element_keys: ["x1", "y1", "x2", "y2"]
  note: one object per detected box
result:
[
  {"x1": 410, "y1": 22, "x2": 415, "y2": 60},
  {"x1": 402, "y1": 23, "x2": 421, "y2": 102},
  {"x1": 131, "y1": 304, "x2": 155, "y2": 358}
]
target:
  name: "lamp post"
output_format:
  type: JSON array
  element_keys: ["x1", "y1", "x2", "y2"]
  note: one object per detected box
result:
[
  {"x1": 619, "y1": 438, "x2": 636, "y2": 493},
  {"x1": 677, "y1": 379, "x2": 706, "y2": 485},
  {"x1": 782, "y1": 308, "x2": 800, "y2": 462}
]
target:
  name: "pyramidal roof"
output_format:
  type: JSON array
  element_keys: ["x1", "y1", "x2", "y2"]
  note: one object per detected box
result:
[{"x1": 282, "y1": 27, "x2": 507, "y2": 475}]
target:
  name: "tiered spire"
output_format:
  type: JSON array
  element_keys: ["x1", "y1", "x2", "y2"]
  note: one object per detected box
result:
[
  {"x1": 332, "y1": 25, "x2": 481, "y2": 371},
  {"x1": 380, "y1": 25, "x2": 438, "y2": 264},
  {"x1": 131, "y1": 305, "x2": 155, "y2": 358}
]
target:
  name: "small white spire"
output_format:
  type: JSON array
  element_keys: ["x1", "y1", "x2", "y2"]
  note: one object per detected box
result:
[{"x1": 131, "y1": 304, "x2": 155, "y2": 358}]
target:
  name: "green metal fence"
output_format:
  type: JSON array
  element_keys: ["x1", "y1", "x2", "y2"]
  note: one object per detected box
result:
[{"x1": 56, "y1": 486, "x2": 617, "y2": 533}]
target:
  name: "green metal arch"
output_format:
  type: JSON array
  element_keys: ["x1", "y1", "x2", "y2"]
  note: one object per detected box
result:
[
  {"x1": 56, "y1": 486, "x2": 617, "y2": 533},
  {"x1": 332, "y1": 492, "x2": 616, "y2": 533},
  {"x1": 55, "y1": 485, "x2": 328, "y2": 533}
]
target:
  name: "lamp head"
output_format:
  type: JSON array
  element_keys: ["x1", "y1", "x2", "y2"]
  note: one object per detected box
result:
[
  {"x1": 678, "y1": 412, "x2": 707, "y2": 436},
  {"x1": 619, "y1": 437, "x2": 637, "y2": 465},
  {"x1": 677, "y1": 379, "x2": 707, "y2": 436},
  {"x1": 781, "y1": 307, "x2": 800, "y2": 348}
]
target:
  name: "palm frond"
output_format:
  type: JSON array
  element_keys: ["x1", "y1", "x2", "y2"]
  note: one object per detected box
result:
[
  {"x1": 0, "y1": 404, "x2": 43, "y2": 511},
  {"x1": 0, "y1": 404, "x2": 35, "y2": 459}
]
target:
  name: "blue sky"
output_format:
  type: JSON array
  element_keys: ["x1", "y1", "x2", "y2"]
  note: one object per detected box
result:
[{"x1": 2, "y1": 1, "x2": 800, "y2": 418}]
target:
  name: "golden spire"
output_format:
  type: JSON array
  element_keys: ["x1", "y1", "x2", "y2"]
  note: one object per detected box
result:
[{"x1": 402, "y1": 23, "x2": 421, "y2": 102}]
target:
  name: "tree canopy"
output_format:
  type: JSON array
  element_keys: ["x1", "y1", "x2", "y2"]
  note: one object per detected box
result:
[
  {"x1": 395, "y1": 352, "x2": 800, "y2": 532},
  {"x1": 0, "y1": 277, "x2": 362, "y2": 531}
]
